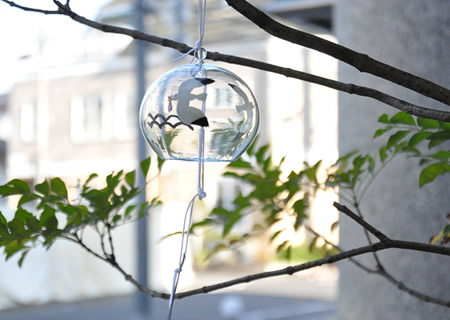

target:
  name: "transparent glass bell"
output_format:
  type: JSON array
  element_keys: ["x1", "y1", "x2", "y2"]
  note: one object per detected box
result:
[{"x1": 139, "y1": 64, "x2": 259, "y2": 161}]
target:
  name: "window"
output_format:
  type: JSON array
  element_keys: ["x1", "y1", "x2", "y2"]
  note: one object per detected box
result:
[
  {"x1": 113, "y1": 92, "x2": 136, "y2": 140},
  {"x1": 71, "y1": 94, "x2": 112, "y2": 143},
  {"x1": 20, "y1": 102, "x2": 36, "y2": 143}
]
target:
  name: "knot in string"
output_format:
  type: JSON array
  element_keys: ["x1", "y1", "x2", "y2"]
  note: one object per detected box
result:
[{"x1": 198, "y1": 189, "x2": 206, "y2": 200}]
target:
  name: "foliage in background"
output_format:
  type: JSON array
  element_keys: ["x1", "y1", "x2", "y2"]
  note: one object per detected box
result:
[
  {"x1": 0, "y1": 158, "x2": 162, "y2": 266},
  {"x1": 0, "y1": 112, "x2": 448, "y2": 266},
  {"x1": 191, "y1": 112, "x2": 450, "y2": 259}
]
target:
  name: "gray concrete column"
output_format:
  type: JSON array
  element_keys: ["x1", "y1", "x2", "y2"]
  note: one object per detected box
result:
[{"x1": 335, "y1": 1, "x2": 450, "y2": 319}]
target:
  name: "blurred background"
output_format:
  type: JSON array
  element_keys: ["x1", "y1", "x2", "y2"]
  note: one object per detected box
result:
[
  {"x1": 1, "y1": 0, "x2": 449, "y2": 319},
  {"x1": 0, "y1": 0, "x2": 363, "y2": 319}
]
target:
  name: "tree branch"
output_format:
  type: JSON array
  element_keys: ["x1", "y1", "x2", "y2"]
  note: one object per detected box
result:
[
  {"x1": 2, "y1": 0, "x2": 60, "y2": 14},
  {"x1": 333, "y1": 202, "x2": 389, "y2": 242},
  {"x1": 174, "y1": 239, "x2": 450, "y2": 303},
  {"x1": 226, "y1": 0, "x2": 450, "y2": 106},
  {"x1": 305, "y1": 224, "x2": 450, "y2": 307},
  {"x1": 62, "y1": 214, "x2": 450, "y2": 307},
  {"x1": 2, "y1": 0, "x2": 449, "y2": 121},
  {"x1": 378, "y1": 266, "x2": 450, "y2": 307}
]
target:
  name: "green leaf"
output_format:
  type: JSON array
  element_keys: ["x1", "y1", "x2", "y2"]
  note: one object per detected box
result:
[
  {"x1": 223, "y1": 212, "x2": 242, "y2": 237},
  {"x1": 428, "y1": 131, "x2": 450, "y2": 141},
  {"x1": 373, "y1": 127, "x2": 392, "y2": 138},
  {"x1": 386, "y1": 130, "x2": 410, "y2": 149},
  {"x1": 112, "y1": 214, "x2": 122, "y2": 223},
  {"x1": 16, "y1": 208, "x2": 34, "y2": 224},
  {"x1": 35, "y1": 179, "x2": 50, "y2": 196},
  {"x1": 0, "y1": 211, "x2": 7, "y2": 226},
  {"x1": 309, "y1": 237, "x2": 318, "y2": 253},
  {"x1": 270, "y1": 229, "x2": 283, "y2": 242},
  {"x1": 0, "y1": 186, "x2": 22, "y2": 197},
  {"x1": 419, "y1": 162, "x2": 450, "y2": 187},
  {"x1": 431, "y1": 151, "x2": 450, "y2": 160},
  {"x1": 227, "y1": 157, "x2": 252, "y2": 169},
  {"x1": 140, "y1": 158, "x2": 151, "y2": 178},
  {"x1": 0, "y1": 223, "x2": 9, "y2": 239},
  {"x1": 293, "y1": 199, "x2": 307, "y2": 230},
  {"x1": 417, "y1": 117, "x2": 439, "y2": 129},
  {"x1": 50, "y1": 178, "x2": 68, "y2": 198},
  {"x1": 255, "y1": 145, "x2": 270, "y2": 164},
  {"x1": 124, "y1": 204, "x2": 137, "y2": 219},
  {"x1": 157, "y1": 157, "x2": 165, "y2": 172},
  {"x1": 18, "y1": 193, "x2": 39, "y2": 207},
  {"x1": 8, "y1": 218, "x2": 25, "y2": 234},
  {"x1": 379, "y1": 146, "x2": 388, "y2": 162},
  {"x1": 276, "y1": 240, "x2": 289, "y2": 254},
  {"x1": 330, "y1": 220, "x2": 339, "y2": 232},
  {"x1": 7, "y1": 179, "x2": 30, "y2": 193},
  {"x1": 125, "y1": 170, "x2": 136, "y2": 186},
  {"x1": 5, "y1": 241, "x2": 26, "y2": 260},
  {"x1": 40, "y1": 206, "x2": 56, "y2": 226},
  {"x1": 26, "y1": 216, "x2": 40, "y2": 233},
  {"x1": 390, "y1": 112, "x2": 416, "y2": 126},
  {"x1": 138, "y1": 202, "x2": 149, "y2": 218},
  {"x1": 246, "y1": 137, "x2": 258, "y2": 156},
  {"x1": 378, "y1": 114, "x2": 390, "y2": 124},
  {"x1": 438, "y1": 121, "x2": 450, "y2": 130},
  {"x1": 84, "y1": 173, "x2": 98, "y2": 187},
  {"x1": 367, "y1": 156, "x2": 375, "y2": 172},
  {"x1": 407, "y1": 131, "x2": 432, "y2": 148},
  {"x1": 18, "y1": 250, "x2": 30, "y2": 267},
  {"x1": 428, "y1": 139, "x2": 446, "y2": 149},
  {"x1": 427, "y1": 131, "x2": 450, "y2": 148},
  {"x1": 44, "y1": 215, "x2": 58, "y2": 232}
]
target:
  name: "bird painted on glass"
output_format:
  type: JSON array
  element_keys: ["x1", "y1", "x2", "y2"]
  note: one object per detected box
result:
[
  {"x1": 228, "y1": 83, "x2": 254, "y2": 141},
  {"x1": 170, "y1": 77, "x2": 215, "y2": 127}
]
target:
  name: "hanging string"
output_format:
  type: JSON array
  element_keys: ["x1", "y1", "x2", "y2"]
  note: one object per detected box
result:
[
  {"x1": 167, "y1": 1, "x2": 208, "y2": 315},
  {"x1": 174, "y1": 0, "x2": 207, "y2": 70},
  {"x1": 167, "y1": 97, "x2": 207, "y2": 320}
]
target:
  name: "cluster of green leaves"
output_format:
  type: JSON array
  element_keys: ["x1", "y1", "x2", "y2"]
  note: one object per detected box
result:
[
  {"x1": 190, "y1": 140, "x2": 326, "y2": 260},
  {"x1": 192, "y1": 112, "x2": 450, "y2": 262},
  {"x1": 0, "y1": 158, "x2": 161, "y2": 266},
  {"x1": 375, "y1": 112, "x2": 450, "y2": 187}
]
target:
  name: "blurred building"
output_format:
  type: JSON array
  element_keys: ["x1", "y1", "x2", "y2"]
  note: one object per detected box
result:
[{"x1": 1, "y1": 0, "x2": 338, "y2": 307}]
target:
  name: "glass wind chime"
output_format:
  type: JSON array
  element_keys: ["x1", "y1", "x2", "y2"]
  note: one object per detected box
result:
[{"x1": 139, "y1": 1, "x2": 259, "y2": 318}]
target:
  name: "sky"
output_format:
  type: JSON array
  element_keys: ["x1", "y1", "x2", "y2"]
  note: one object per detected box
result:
[{"x1": 0, "y1": 0, "x2": 110, "y2": 94}]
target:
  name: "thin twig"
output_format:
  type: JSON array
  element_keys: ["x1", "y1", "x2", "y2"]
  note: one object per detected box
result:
[
  {"x1": 304, "y1": 224, "x2": 449, "y2": 306},
  {"x1": 378, "y1": 266, "x2": 450, "y2": 307},
  {"x1": 2, "y1": 0, "x2": 60, "y2": 14},
  {"x1": 304, "y1": 224, "x2": 375, "y2": 273},
  {"x1": 333, "y1": 202, "x2": 389, "y2": 242},
  {"x1": 351, "y1": 189, "x2": 383, "y2": 266},
  {"x1": 106, "y1": 223, "x2": 115, "y2": 256}
]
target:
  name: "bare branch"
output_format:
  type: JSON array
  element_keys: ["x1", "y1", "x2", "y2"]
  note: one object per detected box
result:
[
  {"x1": 2, "y1": 0, "x2": 449, "y2": 121},
  {"x1": 305, "y1": 225, "x2": 450, "y2": 307},
  {"x1": 226, "y1": 0, "x2": 450, "y2": 106},
  {"x1": 378, "y1": 266, "x2": 450, "y2": 307},
  {"x1": 2, "y1": 0, "x2": 59, "y2": 14},
  {"x1": 333, "y1": 202, "x2": 389, "y2": 242},
  {"x1": 175, "y1": 239, "x2": 450, "y2": 301}
]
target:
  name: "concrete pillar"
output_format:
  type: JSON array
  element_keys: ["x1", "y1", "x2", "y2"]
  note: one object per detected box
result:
[{"x1": 335, "y1": 1, "x2": 450, "y2": 319}]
